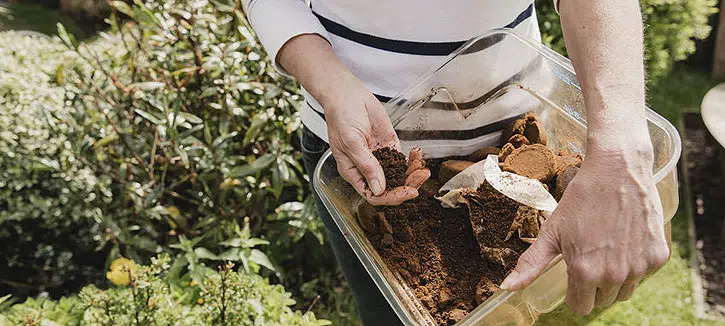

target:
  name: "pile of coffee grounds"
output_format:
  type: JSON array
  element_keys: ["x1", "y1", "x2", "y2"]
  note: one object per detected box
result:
[
  {"x1": 468, "y1": 182, "x2": 530, "y2": 258},
  {"x1": 373, "y1": 147, "x2": 408, "y2": 190},
  {"x1": 358, "y1": 112, "x2": 579, "y2": 325},
  {"x1": 363, "y1": 182, "x2": 530, "y2": 325},
  {"x1": 371, "y1": 197, "x2": 499, "y2": 325}
]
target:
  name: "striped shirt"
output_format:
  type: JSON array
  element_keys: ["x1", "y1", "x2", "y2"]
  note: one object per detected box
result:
[{"x1": 243, "y1": 0, "x2": 556, "y2": 143}]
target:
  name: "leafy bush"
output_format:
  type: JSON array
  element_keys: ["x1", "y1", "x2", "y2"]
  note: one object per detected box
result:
[
  {"x1": 0, "y1": 255, "x2": 330, "y2": 326},
  {"x1": 1, "y1": 0, "x2": 354, "y2": 321},
  {"x1": 0, "y1": 31, "x2": 108, "y2": 298},
  {"x1": 536, "y1": 0, "x2": 718, "y2": 81},
  {"x1": 57, "y1": 0, "x2": 314, "y2": 265}
]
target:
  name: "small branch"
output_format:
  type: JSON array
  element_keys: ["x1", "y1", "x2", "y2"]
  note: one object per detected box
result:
[
  {"x1": 149, "y1": 128, "x2": 159, "y2": 174},
  {"x1": 94, "y1": 98, "x2": 152, "y2": 181},
  {"x1": 304, "y1": 295, "x2": 321, "y2": 314}
]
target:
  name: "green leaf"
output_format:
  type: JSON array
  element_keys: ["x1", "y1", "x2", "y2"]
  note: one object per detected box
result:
[
  {"x1": 247, "y1": 238, "x2": 270, "y2": 247},
  {"x1": 133, "y1": 0, "x2": 161, "y2": 25},
  {"x1": 129, "y1": 81, "x2": 165, "y2": 91},
  {"x1": 203, "y1": 123, "x2": 213, "y2": 145},
  {"x1": 212, "y1": 131, "x2": 238, "y2": 147},
  {"x1": 219, "y1": 238, "x2": 242, "y2": 247},
  {"x1": 0, "y1": 294, "x2": 11, "y2": 306},
  {"x1": 134, "y1": 109, "x2": 165, "y2": 125},
  {"x1": 217, "y1": 248, "x2": 242, "y2": 261},
  {"x1": 178, "y1": 124, "x2": 204, "y2": 139},
  {"x1": 93, "y1": 135, "x2": 118, "y2": 149},
  {"x1": 110, "y1": 1, "x2": 135, "y2": 18},
  {"x1": 243, "y1": 114, "x2": 266, "y2": 146},
  {"x1": 175, "y1": 146, "x2": 190, "y2": 168},
  {"x1": 194, "y1": 247, "x2": 219, "y2": 260},
  {"x1": 249, "y1": 249, "x2": 275, "y2": 272},
  {"x1": 56, "y1": 23, "x2": 77, "y2": 49},
  {"x1": 229, "y1": 154, "x2": 275, "y2": 178},
  {"x1": 178, "y1": 112, "x2": 203, "y2": 124}
]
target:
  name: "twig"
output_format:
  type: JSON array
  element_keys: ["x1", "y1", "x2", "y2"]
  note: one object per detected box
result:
[
  {"x1": 149, "y1": 128, "x2": 159, "y2": 173},
  {"x1": 94, "y1": 98, "x2": 153, "y2": 181},
  {"x1": 305, "y1": 295, "x2": 321, "y2": 314}
]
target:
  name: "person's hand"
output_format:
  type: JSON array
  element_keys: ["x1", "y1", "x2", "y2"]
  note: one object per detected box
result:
[
  {"x1": 275, "y1": 34, "x2": 429, "y2": 206},
  {"x1": 324, "y1": 75, "x2": 430, "y2": 206},
  {"x1": 500, "y1": 145, "x2": 670, "y2": 314}
]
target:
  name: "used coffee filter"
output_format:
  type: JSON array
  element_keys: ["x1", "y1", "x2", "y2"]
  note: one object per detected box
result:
[{"x1": 436, "y1": 155, "x2": 558, "y2": 213}]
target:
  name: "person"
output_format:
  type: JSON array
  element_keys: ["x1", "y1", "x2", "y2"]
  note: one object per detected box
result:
[{"x1": 241, "y1": 0, "x2": 671, "y2": 324}]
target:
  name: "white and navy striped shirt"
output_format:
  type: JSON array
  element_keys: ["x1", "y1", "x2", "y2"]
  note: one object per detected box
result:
[{"x1": 243, "y1": 0, "x2": 554, "y2": 143}]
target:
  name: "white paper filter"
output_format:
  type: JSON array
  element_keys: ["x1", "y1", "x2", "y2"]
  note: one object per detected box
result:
[{"x1": 436, "y1": 155, "x2": 558, "y2": 213}]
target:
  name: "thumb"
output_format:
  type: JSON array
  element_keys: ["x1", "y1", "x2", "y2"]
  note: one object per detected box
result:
[{"x1": 500, "y1": 227, "x2": 560, "y2": 291}]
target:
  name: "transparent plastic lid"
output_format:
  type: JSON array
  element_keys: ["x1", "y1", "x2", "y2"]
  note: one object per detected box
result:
[{"x1": 313, "y1": 28, "x2": 681, "y2": 325}]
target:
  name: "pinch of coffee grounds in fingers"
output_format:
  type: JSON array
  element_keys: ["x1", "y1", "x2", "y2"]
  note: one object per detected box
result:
[{"x1": 372, "y1": 147, "x2": 408, "y2": 190}]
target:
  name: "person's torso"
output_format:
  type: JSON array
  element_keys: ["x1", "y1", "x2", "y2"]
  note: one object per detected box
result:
[{"x1": 301, "y1": 0, "x2": 540, "y2": 142}]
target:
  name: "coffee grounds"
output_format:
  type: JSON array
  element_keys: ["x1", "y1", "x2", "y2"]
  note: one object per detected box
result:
[
  {"x1": 469, "y1": 182, "x2": 530, "y2": 257},
  {"x1": 364, "y1": 182, "x2": 529, "y2": 325},
  {"x1": 502, "y1": 144, "x2": 557, "y2": 183},
  {"x1": 373, "y1": 147, "x2": 408, "y2": 190}
]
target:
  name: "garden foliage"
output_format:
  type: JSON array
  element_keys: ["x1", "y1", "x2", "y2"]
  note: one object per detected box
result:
[
  {"x1": 1, "y1": 0, "x2": 350, "y2": 322},
  {"x1": 0, "y1": 255, "x2": 329, "y2": 326},
  {"x1": 536, "y1": 0, "x2": 718, "y2": 82}
]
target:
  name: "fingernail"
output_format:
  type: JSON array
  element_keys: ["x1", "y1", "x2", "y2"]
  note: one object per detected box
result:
[
  {"x1": 370, "y1": 179, "x2": 383, "y2": 196},
  {"x1": 500, "y1": 271, "x2": 519, "y2": 290}
]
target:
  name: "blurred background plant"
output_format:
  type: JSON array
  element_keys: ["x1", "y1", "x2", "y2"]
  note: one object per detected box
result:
[
  {"x1": 536, "y1": 0, "x2": 718, "y2": 82},
  {"x1": 0, "y1": 0, "x2": 355, "y2": 323},
  {"x1": 0, "y1": 255, "x2": 330, "y2": 326}
]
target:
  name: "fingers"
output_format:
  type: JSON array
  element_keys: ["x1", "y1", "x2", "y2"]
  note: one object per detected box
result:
[
  {"x1": 567, "y1": 274, "x2": 597, "y2": 315},
  {"x1": 616, "y1": 279, "x2": 640, "y2": 302},
  {"x1": 594, "y1": 284, "x2": 621, "y2": 308},
  {"x1": 406, "y1": 158, "x2": 426, "y2": 175},
  {"x1": 500, "y1": 228, "x2": 560, "y2": 291},
  {"x1": 408, "y1": 147, "x2": 424, "y2": 164},
  {"x1": 366, "y1": 98, "x2": 399, "y2": 148},
  {"x1": 340, "y1": 136, "x2": 386, "y2": 196},
  {"x1": 366, "y1": 186, "x2": 419, "y2": 206},
  {"x1": 405, "y1": 168, "x2": 430, "y2": 188},
  {"x1": 335, "y1": 154, "x2": 373, "y2": 199}
]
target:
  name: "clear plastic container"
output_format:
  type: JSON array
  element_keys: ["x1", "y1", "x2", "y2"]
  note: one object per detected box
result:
[{"x1": 312, "y1": 29, "x2": 681, "y2": 325}]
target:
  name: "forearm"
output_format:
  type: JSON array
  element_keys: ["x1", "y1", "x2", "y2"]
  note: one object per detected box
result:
[
  {"x1": 559, "y1": 1, "x2": 652, "y2": 158},
  {"x1": 278, "y1": 34, "x2": 366, "y2": 116}
]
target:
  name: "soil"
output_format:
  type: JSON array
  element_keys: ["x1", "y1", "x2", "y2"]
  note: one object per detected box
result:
[
  {"x1": 358, "y1": 112, "x2": 572, "y2": 325},
  {"x1": 369, "y1": 193, "x2": 514, "y2": 325},
  {"x1": 373, "y1": 147, "x2": 408, "y2": 190},
  {"x1": 683, "y1": 113, "x2": 725, "y2": 318},
  {"x1": 359, "y1": 183, "x2": 534, "y2": 325}
]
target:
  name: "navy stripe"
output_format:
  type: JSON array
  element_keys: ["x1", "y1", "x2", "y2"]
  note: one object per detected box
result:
[
  {"x1": 306, "y1": 101, "x2": 521, "y2": 142},
  {"x1": 312, "y1": 3, "x2": 533, "y2": 56},
  {"x1": 309, "y1": 102, "x2": 327, "y2": 120},
  {"x1": 504, "y1": 3, "x2": 534, "y2": 29},
  {"x1": 396, "y1": 114, "x2": 522, "y2": 141},
  {"x1": 374, "y1": 94, "x2": 392, "y2": 103}
]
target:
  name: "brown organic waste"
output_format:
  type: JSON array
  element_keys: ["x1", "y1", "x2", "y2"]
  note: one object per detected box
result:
[
  {"x1": 355, "y1": 112, "x2": 579, "y2": 325},
  {"x1": 372, "y1": 147, "x2": 408, "y2": 190}
]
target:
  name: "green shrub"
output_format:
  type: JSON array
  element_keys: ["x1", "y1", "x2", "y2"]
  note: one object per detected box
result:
[
  {"x1": 56, "y1": 0, "x2": 353, "y2": 321},
  {"x1": 0, "y1": 31, "x2": 108, "y2": 298},
  {"x1": 0, "y1": 255, "x2": 330, "y2": 326},
  {"x1": 0, "y1": 0, "x2": 356, "y2": 321},
  {"x1": 536, "y1": 0, "x2": 718, "y2": 81}
]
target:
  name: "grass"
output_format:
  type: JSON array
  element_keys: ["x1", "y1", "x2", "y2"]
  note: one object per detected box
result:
[
  {"x1": 0, "y1": 3, "x2": 86, "y2": 39},
  {"x1": 538, "y1": 67, "x2": 724, "y2": 325}
]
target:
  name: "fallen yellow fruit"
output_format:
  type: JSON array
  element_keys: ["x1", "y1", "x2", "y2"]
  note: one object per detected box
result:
[{"x1": 106, "y1": 257, "x2": 137, "y2": 286}]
